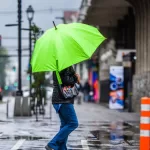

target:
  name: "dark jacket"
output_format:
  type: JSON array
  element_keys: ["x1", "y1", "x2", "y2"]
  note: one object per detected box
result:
[{"x1": 52, "y1": 66, "x2": 77, "y2": 104}]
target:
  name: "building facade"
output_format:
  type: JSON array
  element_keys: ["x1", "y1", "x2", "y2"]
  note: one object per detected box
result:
[{"x1": 78, "y1": 0, "x2": 150, "y2": 111}]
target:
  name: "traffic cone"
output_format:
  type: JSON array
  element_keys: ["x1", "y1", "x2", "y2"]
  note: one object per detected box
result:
[{"x1": 140, "y1": 97, "x2": 150, "y2": 150}]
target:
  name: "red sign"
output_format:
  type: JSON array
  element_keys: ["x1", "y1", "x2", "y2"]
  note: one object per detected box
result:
[{"x1": 64, "y1": 11, "x2": 78, "y2": 23}]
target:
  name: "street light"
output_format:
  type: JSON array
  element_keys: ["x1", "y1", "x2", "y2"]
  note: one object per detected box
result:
[
  {"x1": 26, "y1": 5, "x2": 34, "y2": 97},
  {"x1": 26, "y1": 5, "x2": 34, "y2": 21},
  {"x1": 55, "y1": 17, "x2": 66, "y2": 24}
]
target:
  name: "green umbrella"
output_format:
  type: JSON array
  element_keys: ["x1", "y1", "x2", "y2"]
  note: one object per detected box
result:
[{"x1": 31, "y1": 23, "x2": 106, "y2": 83}]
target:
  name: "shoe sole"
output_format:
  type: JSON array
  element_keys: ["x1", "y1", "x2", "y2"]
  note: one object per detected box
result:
[{"x1": 45, "y1": 145, "x2": 53, "y2": 150}]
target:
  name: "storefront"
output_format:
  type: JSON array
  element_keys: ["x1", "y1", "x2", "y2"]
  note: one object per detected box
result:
[{"x1": 88, "y1": 56, "x2": 100, "y2": 103}]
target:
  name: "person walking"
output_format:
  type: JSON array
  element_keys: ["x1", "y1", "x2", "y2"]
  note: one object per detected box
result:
[{"x1": 45, "y1": 66, "x2": 79, "y2": 150}]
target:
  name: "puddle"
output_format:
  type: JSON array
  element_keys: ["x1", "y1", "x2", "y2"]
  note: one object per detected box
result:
[{"x1": 88, "y1": 121, "x2": 139, "y2": 149}]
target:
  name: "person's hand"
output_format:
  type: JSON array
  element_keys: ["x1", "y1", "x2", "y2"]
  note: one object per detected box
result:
[{"x1": 75, "y1": 74, "x2": 80, "y2": 83}]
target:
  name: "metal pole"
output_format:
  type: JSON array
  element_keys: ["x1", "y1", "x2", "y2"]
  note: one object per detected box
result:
[
  {"x1": 42, "y1": 97, "x2": 45, "y2": 119},
  {"x1": 35, "y1": 97, "x2": 38, "y2": 122},
  {"x1": 29, "y1": 20, "x2": 32, "y2": 97},
  {"x1": 16, "y1": 0, "x2": 22, "y2": 96},
  {"x1": 6, "y1": 99, "x2": 9, "y2": 118},
  {"x1": 50, "y1": 99, "x2": 52, "y2": 120}
]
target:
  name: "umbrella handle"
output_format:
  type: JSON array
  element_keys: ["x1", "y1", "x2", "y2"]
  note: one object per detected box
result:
[
  {"x1": 56, "y1": 70, "x2": 62, "y2": 85},
  {"x1": 53, "y1": 21, "x2": 57, "y2": 30},
  {"x1": 56, "y1": 60, "x2": 62, "y2": 84}
]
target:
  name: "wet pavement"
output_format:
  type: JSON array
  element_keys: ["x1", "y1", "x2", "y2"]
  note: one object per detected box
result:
[{"x1": 0, "y1": 97, "x2": 140, "y2": 150}]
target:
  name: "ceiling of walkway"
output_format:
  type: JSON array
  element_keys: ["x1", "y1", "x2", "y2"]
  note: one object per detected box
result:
[{"x1": 83, "y1": 0, "x2": 132, "y2": 27}]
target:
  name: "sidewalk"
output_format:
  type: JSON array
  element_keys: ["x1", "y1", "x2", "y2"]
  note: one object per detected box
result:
[
  {"x1": 0, "y1": 97, "x2": 140, "y2": 122},
  {"x1": 74, "y1": 101, "x2": 140, "y2": 122}
]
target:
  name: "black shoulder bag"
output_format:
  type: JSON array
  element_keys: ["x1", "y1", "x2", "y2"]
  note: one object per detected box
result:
[{"x1": 56, "y1": 70, "x2": 80, "y2": 99}]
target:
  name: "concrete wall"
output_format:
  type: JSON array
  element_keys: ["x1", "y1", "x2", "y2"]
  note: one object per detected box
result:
[
  {"x1": 127, "y1": 0, "x2": 150, "y2": 111},
  {"x1": 132, "y1": 72, "x2": 150, "y2": 111}
]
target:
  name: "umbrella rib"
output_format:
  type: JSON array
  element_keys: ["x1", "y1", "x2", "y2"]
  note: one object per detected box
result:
[{"x1": 59, "y1": 30, "x2": 90, "y2": 58}]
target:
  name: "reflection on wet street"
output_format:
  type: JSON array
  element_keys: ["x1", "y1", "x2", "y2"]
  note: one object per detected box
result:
[
  {"x1": 87, "y1": 121, "x2": 139, "y2": 150},
  {"x1": 0, "y1": 120, "x2": 139, "y2": 150}
]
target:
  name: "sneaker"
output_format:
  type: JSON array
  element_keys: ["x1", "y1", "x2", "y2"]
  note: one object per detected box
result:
[{"x1": 45, "y1": 145, "x2": 53, "y2": 150}]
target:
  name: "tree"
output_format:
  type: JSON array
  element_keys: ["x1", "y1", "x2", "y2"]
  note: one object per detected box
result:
[
  {"x1": 31, "y1": 23, "x2": 44, "y2": 45},
  {"x1": 28, "y1": 23, "x2": 47, "y2": 100},
  {"x1": 0, "y1": 47, "x2": 9, "y2": 88}
]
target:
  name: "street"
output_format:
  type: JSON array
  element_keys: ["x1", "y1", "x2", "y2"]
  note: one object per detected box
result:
[{"x1": 0, "y1": 97, "x2": 140, "y2": 150}]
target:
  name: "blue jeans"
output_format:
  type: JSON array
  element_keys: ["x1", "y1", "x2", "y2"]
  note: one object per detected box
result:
[{"x1": 48, "y1": 104, "x2": 78, "y2": 150}]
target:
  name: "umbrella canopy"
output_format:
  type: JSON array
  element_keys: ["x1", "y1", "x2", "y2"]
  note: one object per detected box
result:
[{"x1": 31, "y1": 23, "x2": 106, "y2": 73}]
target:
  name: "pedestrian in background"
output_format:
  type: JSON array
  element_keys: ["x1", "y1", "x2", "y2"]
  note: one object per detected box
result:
[
  {"x1": 83, "y1": 81, "x2": 90, "y2": 102},
  {"x1": 45, "y1": 66, "x2": 79, "y2": 150}
]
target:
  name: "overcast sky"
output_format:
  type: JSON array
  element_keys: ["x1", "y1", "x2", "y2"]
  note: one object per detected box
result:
[{"x1": 0, "y1": 0, "x2": 82, "y2": 73}]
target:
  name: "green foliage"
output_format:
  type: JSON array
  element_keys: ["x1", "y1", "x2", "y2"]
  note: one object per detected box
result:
[
  {"x1": 0, "y1": 47, "x2": 9, "y2": 88},
  {"x1": 29, "y1": 23, "x2": 46, "y2": 98},
  {"x1": 32, "y1": 72, "x2": 46, "y2": 88},
  {"x1": 31, "y1": 23, "x2": 43, "y2": 44}
]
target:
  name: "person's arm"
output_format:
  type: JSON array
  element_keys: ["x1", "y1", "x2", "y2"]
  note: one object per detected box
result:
[
  {"x1": 60, "y1": 66, "x2": 77, "y2": 86},
  {"x1": 75, "y1": 73, "x2": 80, "y2": 84}
]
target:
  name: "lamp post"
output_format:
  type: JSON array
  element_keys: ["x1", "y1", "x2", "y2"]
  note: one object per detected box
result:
[
  {"x1": 17, "y1": 0, "x2": 22, "y2": 96},
  {"x1": 26, "y1": 5, "x2": 34, "y2": 97}
]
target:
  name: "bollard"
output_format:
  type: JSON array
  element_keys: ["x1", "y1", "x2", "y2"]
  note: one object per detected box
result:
[
  {"x1": 14, "y1": 96, "x2": 22, "y2": 116},
  {"x1": 140, "y1": 97, "x2": 150, "y2": 150},
  {"x1": 22, "y1": 97, "x2": 31, "y2": 116}
]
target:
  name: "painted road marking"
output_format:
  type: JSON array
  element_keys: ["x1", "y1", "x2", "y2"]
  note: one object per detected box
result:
[
  {"x1": 81, "y1": 140, "x2": 90, "y2": 150},
  {"x1": 67, "y1": 148, "x2": 89, "y2": 150},
  {"x1": 10, "y1": 139, "x2": 26, "y2": 150}
]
